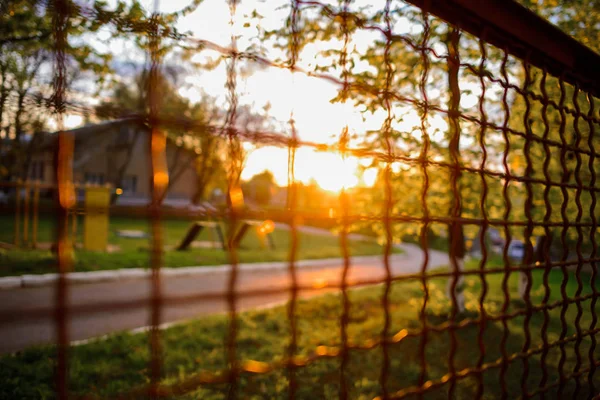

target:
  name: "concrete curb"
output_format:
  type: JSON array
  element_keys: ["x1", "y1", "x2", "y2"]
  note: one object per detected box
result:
[
  {"x1": 0, "y1": 253, "x2": 407, "y2": 290},
  {"x1": 0, "y1": 276, "x2": 21, "y2": 290}
]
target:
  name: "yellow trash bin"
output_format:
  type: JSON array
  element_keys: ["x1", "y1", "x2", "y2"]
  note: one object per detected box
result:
[{"x1": 83, "y1": 185, "x2": 110, "y2": 251}]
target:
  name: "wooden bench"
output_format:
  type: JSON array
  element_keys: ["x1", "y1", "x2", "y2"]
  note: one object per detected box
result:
[
  {"x1": 177, "y1": 220, "x2": 275, "y2": 251},
  {"x1": 176, "y1": 221, "x2": 225, "y2": 251},
  {"x1": 232, "y1": 220, "x2": 275, "y2": 250}
]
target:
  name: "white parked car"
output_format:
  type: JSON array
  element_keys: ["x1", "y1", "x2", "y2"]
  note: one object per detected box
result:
[{"x1": 508, "y1": 240, "x2": 525, "y2": 261}]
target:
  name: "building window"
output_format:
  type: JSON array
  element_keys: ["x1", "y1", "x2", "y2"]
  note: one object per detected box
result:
[
  {"x1": 121, "y1": 175, "x2": 137, "y2": 194},
  {"x1": 29, "y1": 161, "x2": 45, "y2": 181},
  {"x1": 84, "y1": 172, "x2": 105, "y2": 185}
]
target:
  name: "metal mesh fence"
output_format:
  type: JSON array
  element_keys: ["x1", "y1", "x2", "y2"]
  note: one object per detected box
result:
[{"x1": 2, "y1": 0, "x2": 600, "y2": 398}]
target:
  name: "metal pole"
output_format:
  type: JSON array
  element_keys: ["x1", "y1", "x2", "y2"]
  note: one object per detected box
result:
[
  {"x1": 23, "y1": 181, "x2": 30, "y2": 245},
  {"x1": 14, "y1": 180, "x2": 21, "y2": 246},
  {"x1": 208, "y1": 219, "x2": 216, "y2": 249},
  {"x1": 71, "y1": 207, "x2": 77, "y2": 245},
  {"x1": 32, "y1": 181, "x2": 40, "y2": 248}
]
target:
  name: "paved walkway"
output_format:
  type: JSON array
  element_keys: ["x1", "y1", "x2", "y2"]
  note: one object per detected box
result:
[{"x1": 0, "y1": 241, "x2": 449, "y2": 354}]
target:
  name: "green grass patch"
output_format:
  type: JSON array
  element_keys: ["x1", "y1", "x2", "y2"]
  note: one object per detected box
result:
[
  {"x1": 1, "y1": 257, "x2": 599, "y2": 398},
  {"x1": 0, "y1": 215, "x2": 395, "y2": 277}
]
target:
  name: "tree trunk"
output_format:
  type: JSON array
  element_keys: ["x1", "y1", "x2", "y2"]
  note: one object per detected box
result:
[
  {"x1": 12, "y1": 90, "x2": 27, "y2": 179},
  {"x1": 21, "y1": 131, "x2": 42, "y2": 181},
  {"x1": 192, "y1": 136, "x2": 220, "y2": 204},
  {"x1": 445, "y1": 27, "x2": 466, "y2": 314},
  {"x1": 0, "y1": 64, "x2": 7, "y2": 179},
  {"x1": 0, "y1": 62, "x2": 8, "y2": 138}
]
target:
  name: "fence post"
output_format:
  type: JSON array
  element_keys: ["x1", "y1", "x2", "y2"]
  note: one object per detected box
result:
[
  {"x1": 518, "y1": 265, "x2": 529, "y2": 301},
  {"x1": 23, "y1": 182, "x2": 30, "y2": 245},
  {"x1": 14, "y1": 180, "x2": 21, "y2": 246},
  {"x1": 447, "y1": 224, "x2": 466, "y2": 313},
  {"x1": 71, "y1": 203, "x2": 77, "y2": 244},
  {"x1": 518, "y1": 240, "x2": 534, "y2": 301},
  {"x1": 518, "y1": 235, "x2": 550, "y2": 300},
  {"x1": 208, "y1": 220, "x2": 216, "y2": 249},
  {"x1": 32, "y1": 181, "x2": 40, "y2": 248},
  {"x1": 446, "y1": 258, "x2": 466, "y2": 313}
]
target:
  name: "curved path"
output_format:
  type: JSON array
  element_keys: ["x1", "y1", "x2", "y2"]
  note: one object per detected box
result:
[{"x1": 0, "y1": 241, "x2": 448, "y2": 354}]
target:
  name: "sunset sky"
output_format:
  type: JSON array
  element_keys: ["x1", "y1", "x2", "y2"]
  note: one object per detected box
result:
[
  {"x1": 67, "y1": 0, "x2": 477, "y2": 191},
  {"x1": 165, "y1": 0, "x2": 383, "y2": 190}
]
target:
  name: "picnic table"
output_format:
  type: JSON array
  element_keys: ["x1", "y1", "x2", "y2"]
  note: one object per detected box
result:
[{"x1": 176, "y1": 219, "x2": 275, "y2": 251}]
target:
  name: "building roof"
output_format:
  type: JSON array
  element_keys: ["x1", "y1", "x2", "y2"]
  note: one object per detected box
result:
[
  {"x1": 37, "y1": 117, "x2": 147, "y2": 151},
  {"x1": 35, "y1": 117, "x2": 204, "y2": 158}
]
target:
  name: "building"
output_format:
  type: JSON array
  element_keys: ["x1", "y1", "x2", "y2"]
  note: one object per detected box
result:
[{"x1": 29, "y1": 118, "x2": 199, "y2": 207}]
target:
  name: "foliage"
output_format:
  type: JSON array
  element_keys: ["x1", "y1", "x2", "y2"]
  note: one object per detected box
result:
[
  {"x1": 253, "y1": 0, "x2": 600, "y2": 250},
  {"x1": 95, "y1": 69, "x2": 226, "y2": 203},
  {"x1": 0, "y1": 1, "x2": 149, "y2": 180},
  {"x1": 0, "y1": 0, "x2": 209, "y2": 182},
  {"x1": 242, "y1": 170, "x2": 276, "y2": 206},
  {"x1": 503, "y1": 0, "x2": 600, "y2": 246},
  {"x1": 518, "y1": 0, "x2": 600, "y2": 54}
]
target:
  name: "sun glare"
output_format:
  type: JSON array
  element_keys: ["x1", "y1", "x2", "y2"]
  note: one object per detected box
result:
[
  {"x1": 240, "y1": 106, "x2": 450, "y2": 191},
  {"x1": 310, "y1": 152, "x2": 359, "y2": 192},
  {"x1": 178, "y1": 0, "x2": 453, "y2": 193},
  {"x1": 243, "y1": 147, "x2": 365, "y2": 192}
]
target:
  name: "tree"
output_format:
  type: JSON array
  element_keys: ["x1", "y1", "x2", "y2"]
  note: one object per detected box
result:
[
  {"x1": 253, "y1": 0, "x2": 600, "y2": 253},
  {"x1": 258, "y1": 3, "x2": 510, "y2": 248},
  {"x1": 0, "y1": 0, "x2": 53, "y2": 180},
  {"x1": 505, "y1": 0, "x2": 600, "y2": 248},
  {"x1": 519, "y1": 0, "x2": 600, "y2": 54},
  {"x1": 0, "y1": 47, "x2": 50, "y2": 180},
  {"x1": 243, "y1": 170, "x2": 276, "y2": 206},
  {"x1": 0, "y1": 0, "x2": 163, "y2": 181},
  {"x1": 96, "y1": 69, "x2": 224, "y2": 204}
]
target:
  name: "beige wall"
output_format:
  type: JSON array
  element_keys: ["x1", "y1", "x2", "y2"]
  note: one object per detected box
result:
[
  {"x1": 165, "y1": 141, "x2": 198, "y2": 200},
  {"x1": 31, "y1": 123, "x2": 199, "y2": 204}
]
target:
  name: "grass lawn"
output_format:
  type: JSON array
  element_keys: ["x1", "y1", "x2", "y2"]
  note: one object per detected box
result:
[
  {"x1": 1, "y1": 256, "x2": 599, "y2": 398},
  {"x1": 0, "y1": 214, "x2": 394, "y2": 277}
]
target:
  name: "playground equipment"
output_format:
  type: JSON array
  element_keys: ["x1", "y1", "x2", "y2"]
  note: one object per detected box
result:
[
  {"x1": 83, "y1": 185, "x2": 111, "y2": 251},
  {"x1": 236, "y1": 219, "x2": 275, "y2": 250},
  {"x1": 5, "y1": 180, "x2": 110, "y2": 251},
  {"x1": 12, "y1": 180, "x2": 41, "y2": 248},
  {"x1": 176, "y1": 221, "x2": 226, "y2": 251},
  {"x1": 176, "y1": 219, "x2": 276, "y2": 251}
]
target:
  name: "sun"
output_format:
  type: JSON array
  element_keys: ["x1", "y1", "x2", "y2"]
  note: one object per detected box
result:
[
  {"x1": 310, "y1": 153, "x2": 359, "y2": 192},
  {"x1": 242, "y1": 147, "x2": 368, "y2": 192},
  {"x1": 292, "y1": 149, "x2": 360, "y2": 192}
]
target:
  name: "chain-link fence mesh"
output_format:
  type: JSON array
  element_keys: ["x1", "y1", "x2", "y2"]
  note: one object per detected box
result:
[{"x1": 1, "y1": 0, "x2": 600, "y2": 398}]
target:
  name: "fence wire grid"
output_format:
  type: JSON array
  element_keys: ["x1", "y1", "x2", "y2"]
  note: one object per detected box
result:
[{"x1": 2, "y1": 0, "x2": 600, "y2": 398}]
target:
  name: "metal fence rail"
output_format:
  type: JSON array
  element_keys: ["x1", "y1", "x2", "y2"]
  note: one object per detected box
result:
[{"x1": 2, "y1": 0, "x2": 600, "y2": 398}]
